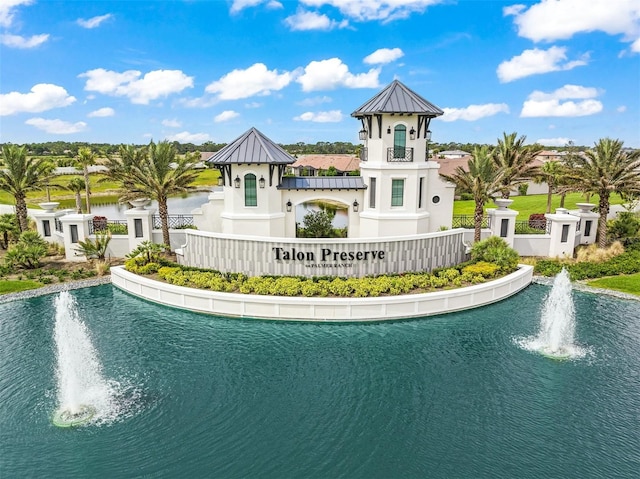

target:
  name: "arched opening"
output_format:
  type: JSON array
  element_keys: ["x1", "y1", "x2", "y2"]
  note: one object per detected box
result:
[
  {"x1": 295, "y1": 199, "x2": 349, "y2": 238},
  {"x1": 393, "y1": 125, "x2": 406, "y2": 158}
]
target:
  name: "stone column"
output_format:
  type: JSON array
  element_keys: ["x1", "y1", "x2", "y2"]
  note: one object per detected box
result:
[
  {"x1": 59, "y1": 213, "x2": 95, "y2": 262},
  {"x1": 487, "y1": 199, "x2": 518, "y2": 247},
  {"x1": 125, "y1": 199, "x2": 156, "y2": 253},
  {"x1": 574, "y1": 203, "x2": 599, "y2": 245},
  {"x1": 545, "y1": 208, "x2": 580, "y2": 258}
]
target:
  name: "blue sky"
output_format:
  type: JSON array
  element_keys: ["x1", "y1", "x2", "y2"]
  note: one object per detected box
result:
[{"x1": 1, "y1": 0, "x2": 639, "y2": 148}]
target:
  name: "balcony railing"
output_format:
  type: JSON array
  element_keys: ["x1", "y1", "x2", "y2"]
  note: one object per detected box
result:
[
  {"x1": 387, "y1": 147, "x2": 413, "y2": 162},
  {"x1": 152, "y1": 214, "x2": 194, "y2": 229}
]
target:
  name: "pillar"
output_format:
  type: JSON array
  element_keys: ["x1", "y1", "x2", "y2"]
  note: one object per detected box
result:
[
  {"x1": 59, "y1": 213, "x2": 95, "y2": 262},
  {"x1": 574, "y1": 203, "x2": 599, "y2": 245},
  {"x1": 545, "y1": 208, "x2": 580, "y2": 258},
  {"x1": 487, "y1": 199, "x2": 518, "y2": 247},
  {"x1": 125, "y1": 201, "x2": 156, "y2": 252}
]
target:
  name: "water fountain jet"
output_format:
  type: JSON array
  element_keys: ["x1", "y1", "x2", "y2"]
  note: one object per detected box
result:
[
  {"x1": 520, "y1": 268, "x2": 584, "y2": 360},
  {"x1": 51, "y1": 291, "x2": 116, "y2": 427}
]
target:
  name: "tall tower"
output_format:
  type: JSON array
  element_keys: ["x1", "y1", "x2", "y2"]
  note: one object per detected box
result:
[{"x1": 351, "y1": 80, "x2": 453, "y2": 236}]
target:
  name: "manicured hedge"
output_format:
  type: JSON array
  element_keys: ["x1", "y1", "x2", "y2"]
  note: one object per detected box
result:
[
  {"x1": 534, "y1": 243, "x2": 640, "y2": 281},
  {"x1": 125, "y1": 237, "x2": 520, "y2": 298}
]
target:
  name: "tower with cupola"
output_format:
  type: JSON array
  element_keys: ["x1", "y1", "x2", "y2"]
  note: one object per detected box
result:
[{"x1": 351, "y1": 80, "x2": 455, "y2": 236}]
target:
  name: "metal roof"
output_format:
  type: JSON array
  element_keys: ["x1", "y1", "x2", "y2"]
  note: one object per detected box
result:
[
  {"x1": 351, "y1": 80, "x2": 443, "y2": 117},
  {"x1": 278, "y1": 176, "x2": 367, "y2": 190},
  {"x1": 206, "y1": 127, "x2": 295, "y2": 165}
]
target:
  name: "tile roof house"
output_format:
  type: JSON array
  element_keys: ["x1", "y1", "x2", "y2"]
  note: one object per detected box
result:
[{"x1": 289, "y1": 154, "x2": 360, "y2": 176}]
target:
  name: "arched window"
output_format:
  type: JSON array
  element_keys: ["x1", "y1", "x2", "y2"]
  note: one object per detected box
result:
[
  {"x1": 394, "y1": 125, "x2": 406, "y2": 158},
  {"x1": 244, "y1": 173, "x2": 257, "y2": 207}
]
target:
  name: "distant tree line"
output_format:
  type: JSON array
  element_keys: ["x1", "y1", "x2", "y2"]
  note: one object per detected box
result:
[{"x1": 2, "y1": 139, "x2": 603, "y2": 160}]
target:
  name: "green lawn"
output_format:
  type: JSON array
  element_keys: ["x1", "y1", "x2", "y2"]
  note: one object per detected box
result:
[
  {"x1": 587, "y1": 273, "x2": 640, "y2": 297},
  {"x1": 452, "y1": 193, "x2": 623, "y2": 218},
  {"x1": 0, "y1": 169, "x2": 221, "y2": 209},
  {"x1": 0, "y1": 279, "x2": 43, "y2": 294}
]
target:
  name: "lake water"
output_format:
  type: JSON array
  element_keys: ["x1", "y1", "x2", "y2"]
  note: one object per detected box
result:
[{"x1": 2, "y1": 284, "x2": 639, "y2": 478}]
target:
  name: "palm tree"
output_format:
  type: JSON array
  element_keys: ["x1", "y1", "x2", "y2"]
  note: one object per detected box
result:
[
  {"x1": 534, "y1": 160, "x2": 567, "y2": 213},
  {"x1": 566, "y1": 138, "x2": 640, "y2": 248},
  {"x1": 106, "y1": 141, "x2": 200, "y2": 248},
  {"x1": 76, "y1": 146, "x2": 96, "y2": 213},
  {"x1": 441, "y1": 146, "x2": 503, "y2": 242},
  {"x1": 0, "y1": 145, "x2": 53, "y2": 232},
  {"x1": 66, "y1": 177, "x2": 86, "y2": 213},
  {"x1": 492, "y1": 132, "x2": 542, "y2": 199}
]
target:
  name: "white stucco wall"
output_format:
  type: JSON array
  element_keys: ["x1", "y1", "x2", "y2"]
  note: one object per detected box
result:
[{"x1": 111, "y1": 264, "x2": 534, "y2": 322}]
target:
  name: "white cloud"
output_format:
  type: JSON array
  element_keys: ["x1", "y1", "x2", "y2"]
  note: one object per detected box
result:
[
  {"x1": 230, "y1": 0, "x2": 269, "y2": 14},
  {"x1": 0, "y1": 33, "x2": 49, "y2": 48},
  {"x1": 297, "y1": 95, "x2": 332, "y2": 106},
  {"x1": 87, "y1": 107, "x2": 114, "y2": 118},
  {"x1": 497, "y1": 46, "x2": 588, "y2": 82},
  {"x1": 0, "y1": 84, "x2": 76, "y2": 116},
  {"x1": 165, "y1": 131, "x2": 211, "y2": 143},
  {"x1": 536, "y1": 137, "x2": 574, "y2": 147},
  {"x1": 294, "y1": 110, "x2": 343, "y2": 122},
  {"x1": 25, "y1": 118, "x2": 87, "y2": 134},
  {"x1": 520, "y1": 84, "x2": 603, "y2": 117},
  {"x1": 617, "y1": 105, "x2": 627, "y2": 113},
  {"x1": 162, "y1": 118, "x2": 182, "y2": 127},
  {"x1": 284, "y1": 9, "x2": 348, "y2": 30},
  {"x1": 79, "y1": 68, "x2": 193, "y2": 104},
  {"x1": 0, "y1": 0, "x2": 32, "y2": 28},
  {"x1": 301, "y1": 0, "x2": 442, "y2": 22},
  {"x1": 214, "y1": 110, "x2": 240, "y2": 122},
  {"x1": 505, "y1": 0, "x2": 640, "y2": 49},
  {"x1": 440, "y1": 103, "x2": 510, "y2": 122},
  {"x1": 77, "y1": 14, "x2": 113, "y2": 29},
  {"x1": 245, "y1": 101, "x2": 263, "y2": 108},
  {"x1": 205, "y1": 63, "x2": 294, "y2": 100},
  {"x1": 363, "y1": 47, "x2": 404, "y2": 65},
  {"x1": 297, "y1": 58, "x2": 380, "y2": 91},
  {"x1": 632, "y1": 38, "x2": 640, "y2": 53}
]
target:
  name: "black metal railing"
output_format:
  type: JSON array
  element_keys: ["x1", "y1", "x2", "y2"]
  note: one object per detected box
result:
[
  {"x1": 387, "y1": 147, "x2": 414, "y2": 162},
  {"x1": 514, "y1": 220, "x2": 549, "y2": 235},
  {"x1": 54, "y1": 218, "x2": 63, "y2": 233},
  {"x1": 152, "y1": 214, "x2": 194, "y2": 229},
  {"x1": 451, "y1": 215, "x2": 488, "y2": 229},
  {"x1": 89, "y1": 218, "x2": 128, "y2": 235},
  {"x1": 359, "y1": 147, "x2": 368, "y2": 162}
]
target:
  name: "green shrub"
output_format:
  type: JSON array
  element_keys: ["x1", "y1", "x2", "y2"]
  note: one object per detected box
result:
[
  {"x1": 4, "y1": 231, "x2": 48, "y2": 269},
  {"x1": 470, "y1": 236, "x2": 519, "y2": 273},
  {"x1": 462, "y1": 261, "x2": 499, "y2": 278}
]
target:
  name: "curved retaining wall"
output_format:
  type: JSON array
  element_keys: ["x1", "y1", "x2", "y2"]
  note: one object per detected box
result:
[{"x1": 111, "y1": 265, "x2": 534, "y2": 322}]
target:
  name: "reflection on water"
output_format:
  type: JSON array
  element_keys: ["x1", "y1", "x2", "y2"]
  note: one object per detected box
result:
[
  {"x1": 90, "y1": 192, "x2": 212, "y2": 219},
  {"x1": 296, "y1": 201, "x2": 348, "y2": 228}
]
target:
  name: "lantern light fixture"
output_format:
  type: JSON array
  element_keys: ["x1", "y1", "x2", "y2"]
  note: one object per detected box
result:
[
  {"x1": 358, "y1": 128, "x2": 367, "y2": 141},
  {"x1": 286, "y1": 200, "x2": 292, "y2": 212},
  {"x1": 217, "y1": 176, "x2": 223, "y2": 187},
  {"x1": 409, "y1": 127, "x2": 416, "y2": 140},
  {"x1": 386, "y1": 126, "x2": 391, "y2": 135},
  {"x1": 353, "y1": 200, "x2": 359, "y2": 212},
  {"x1": 259, "y1": 175, "x2": 265, "y2": 188},
  {"x1": 234, "y1": 175, "x2": 241, "y2": 188},
  {"x1": 426, "y1": 129, "x2": 432, "y2": 141}
]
